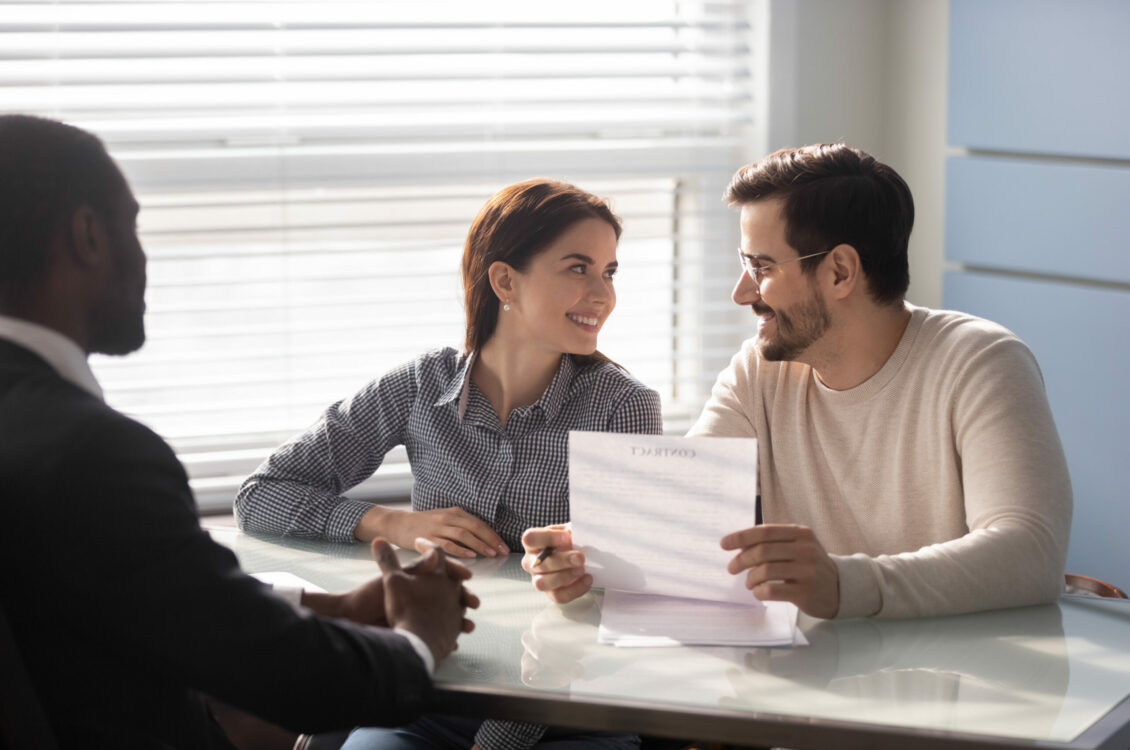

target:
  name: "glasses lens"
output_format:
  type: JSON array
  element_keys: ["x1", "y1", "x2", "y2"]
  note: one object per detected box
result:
[{"x1": 738, "y1": 251, "x2": 766, "y2": 289}]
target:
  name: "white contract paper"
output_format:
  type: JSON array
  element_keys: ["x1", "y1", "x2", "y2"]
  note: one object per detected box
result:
[
  {"x1": 569, "y1": 431, "x2": 758, "y2": 605},
  {"x1": 598, "y1": 590, "x2": 798, "y2": 647}
]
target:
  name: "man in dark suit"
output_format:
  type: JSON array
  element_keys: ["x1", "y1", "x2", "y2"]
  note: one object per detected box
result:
[{"x1": 0, "y1": 114, "x2": 476, "y2": 749}]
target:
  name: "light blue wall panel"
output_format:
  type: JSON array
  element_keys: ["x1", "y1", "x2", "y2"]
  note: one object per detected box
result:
[
  {"x1": 949, "y1": 0, "x2": 1130, "y2": 160},
  {"x1": 946, "y1": 157, "x2": 1130, "y2": 284},
  {"x1": 944, "y1": 271, "x2": 1130, "y2": 589}
]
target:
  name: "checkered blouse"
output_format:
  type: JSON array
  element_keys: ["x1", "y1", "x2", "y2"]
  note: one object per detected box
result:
[{"x1": 235, "y1": 347, "x2": 662, "y2": 549}]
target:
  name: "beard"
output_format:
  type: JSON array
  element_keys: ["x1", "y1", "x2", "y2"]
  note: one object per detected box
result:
[
  {"x1": 88, "y1": 300, "x2": 145, "y2": 356},
  {"x1": 755, "y1": 286, "x2": 831, "y2": 362},
  {"x1": 89, "y1": 232, "x2": 147, "y2": 356}
]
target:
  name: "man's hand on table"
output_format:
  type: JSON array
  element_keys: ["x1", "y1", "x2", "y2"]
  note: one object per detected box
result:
[
  {"x1": 374, "y1": 537, "x2": 479, "y2": 664},
  {"x1": 521, "y1": 524, "x2": 592, "y2": 604},
  {"x1": 721, "y1": 523, "x2": 840, "y2": 619},
  {"x1": 300, "y1": 538, "x2": 480, "y2": 660}
]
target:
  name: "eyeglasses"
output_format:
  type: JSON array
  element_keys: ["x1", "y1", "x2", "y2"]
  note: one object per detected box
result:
[{"x1": 737, "y1": 248, "x2": 831, "y2": 291}]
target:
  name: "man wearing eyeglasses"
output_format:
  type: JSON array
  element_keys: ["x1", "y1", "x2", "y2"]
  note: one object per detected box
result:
[
  {"x1": 526, "y1": 143, "x2": 1072, "y2": 621},
  {"x1": 691, "y1": 143, "x2": 1072, "y2": 619}
]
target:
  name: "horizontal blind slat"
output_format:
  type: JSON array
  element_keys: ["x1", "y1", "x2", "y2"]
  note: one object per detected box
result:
[{"x1": 4, "y1": 0, "x2": 757, "y2": 494}]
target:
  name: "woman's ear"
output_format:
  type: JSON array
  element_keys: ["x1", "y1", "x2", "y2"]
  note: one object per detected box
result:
[{"x1": 487, "y1": 260, "x2": 517, "y2": 307}]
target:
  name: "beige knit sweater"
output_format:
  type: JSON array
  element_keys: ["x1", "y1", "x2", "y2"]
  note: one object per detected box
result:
[{"x1": 689, "y1": 305, "x2": 1072, "y2": 618}]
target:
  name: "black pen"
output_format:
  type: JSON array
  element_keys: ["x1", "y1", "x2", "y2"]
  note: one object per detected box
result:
[{"x1": 534, "y1": 546, "x2": 554, "y2": 566}]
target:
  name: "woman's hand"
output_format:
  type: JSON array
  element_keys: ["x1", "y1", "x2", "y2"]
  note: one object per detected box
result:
[
  {"x1": 357, "y1": 505, "x2": 508, "y2": 559},
  {"x1": 521, "y1": 524, "x2": 592, "y2": 604}
]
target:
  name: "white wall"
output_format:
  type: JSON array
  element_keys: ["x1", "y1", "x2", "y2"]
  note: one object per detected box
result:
[{"x1": 766, "y1": 0, "x2": 949, "y2": 308}]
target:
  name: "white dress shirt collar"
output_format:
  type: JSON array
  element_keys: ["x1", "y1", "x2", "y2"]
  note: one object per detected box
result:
[{"x1": 0, "y1": 314, "x2": 104, "y2": 400}]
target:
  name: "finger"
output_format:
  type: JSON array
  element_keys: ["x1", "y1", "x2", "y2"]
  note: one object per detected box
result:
[
  {"x1": 522, "y1": 547, "x2": 575, "y2": 574},
  {"x1": 443, "y1": 558, "x2": 474, "y2": 582},
  {"x1": 462, "y1": 587, "x2": 481, "y2": 610},
  {"x1": 461, "y1": 618, "x2": 476, "y2": 634},
  {"x1": 521, "y1": 526, "x2": 573, "y2": 553},
  {"x1": 440, "y1": 510, "x2": 508, "y2": 555},
  {"x1": 371, "y1": 538, "x2": 402, "y2": 574},
  {"x1": 719, "y1": 525, "x2": 763, "y2": 551},
  {"x1": 744, "y1": 540, "x2": 804, "y2": 571},
  {"x1": 428, "y1": 535, "x2": 476, "y2": 559},
  {"x1": 443, "y1": 523, "x2": 503, "y2": 558},
  {"x1": 531, "y1": 567, "x2": 587, "y2": 593},
  {"x1": 428, "y1": 543, "x2": 449, "y2": 574},
  {"x1": 751, "y1": 579, "x2": 804, "y2": 606},
  {"x1": 547, "y1": 574, "x2": 593, "y2": 604},
  {"x1": 728, "y1": 551, "x2": 750, "y2": 575},
  {"x1": 728, "y1": 541, "x2": 797, "y2": 574},
  {"x1": 723, "y1": 524, "x2": 809, "y2": 550},
  {"x1": 744, "y1": 560, "x2": 810, "y2": 590},
  {"x1": 444, "y1": 509, "x2": 508, "y2": 555},
  {"x1": 529, "y1": 549, "x2": 584, "y2": 576}
]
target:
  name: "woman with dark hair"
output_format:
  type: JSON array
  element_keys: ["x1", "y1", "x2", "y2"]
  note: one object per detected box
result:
[{"x1": 236, "y1": 178, "x2": 659, "y2": 750}]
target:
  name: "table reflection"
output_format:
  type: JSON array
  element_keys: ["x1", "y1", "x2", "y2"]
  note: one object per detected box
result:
[
  {"x1": 506, "y1": 579, "x2": 1072, "y2": 739},
  {"x1": 209, "y1": 527, "x2": 1130, "y2": 745}
]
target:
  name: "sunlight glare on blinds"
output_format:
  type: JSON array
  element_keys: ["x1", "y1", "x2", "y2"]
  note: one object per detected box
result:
[{"x1": 0, "y1": 0, "x2": 758, "y2": 509}]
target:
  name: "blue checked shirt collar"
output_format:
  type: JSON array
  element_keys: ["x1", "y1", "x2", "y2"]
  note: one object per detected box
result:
[
  {"x1": 433, "y1": 351, "x2": 578, "y2": 424},
  {"x1": 434, "y1": 350, "x2": 477, "y2": 417}
]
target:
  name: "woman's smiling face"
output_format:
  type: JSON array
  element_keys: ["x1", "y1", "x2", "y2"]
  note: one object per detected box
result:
[{"x1": 503, "y1": 217, "x2": 619, "y2": 356}]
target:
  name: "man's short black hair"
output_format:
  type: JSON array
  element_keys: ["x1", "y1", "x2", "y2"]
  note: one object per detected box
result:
[
  {"x1": 725, "y1": 143, "x2": 914, "y2": 305},
  {"x1": 0, "y1": 115, "x2": 123, "y2": 296}
]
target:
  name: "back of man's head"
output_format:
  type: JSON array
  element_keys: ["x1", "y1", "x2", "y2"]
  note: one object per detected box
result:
[
  {"x1": 725, "y1": 143, "x2": 914, "y2": 305},
  {"x1": 0, "y1": 115, "x2": 121, "y2": 306}
]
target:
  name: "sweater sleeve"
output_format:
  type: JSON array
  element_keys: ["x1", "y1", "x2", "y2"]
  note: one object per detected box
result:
[
  {"x1": 687, "y1": 341, "x2": 759, "y2": 439},
  {"x1": 834, "y1": 335, "x2": 1072, "y2": 619},
  {"x1": 234, "y1": 359, "x2": 418, "y2": 542}
]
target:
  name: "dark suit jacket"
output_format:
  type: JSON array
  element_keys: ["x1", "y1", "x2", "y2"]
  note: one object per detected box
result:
[{"x1": 0, "y1": 339, "x2": 432, "y2": 749}]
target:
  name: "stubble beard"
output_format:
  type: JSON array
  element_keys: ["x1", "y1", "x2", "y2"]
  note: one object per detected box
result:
[{"x1": 756, "y1": 289, "x2": 832, "y2": 363}]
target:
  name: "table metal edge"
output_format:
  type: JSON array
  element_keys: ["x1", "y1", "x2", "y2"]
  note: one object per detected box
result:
[{"x1": 434, "y1": 683, "x2": 1116, "y2": 750}]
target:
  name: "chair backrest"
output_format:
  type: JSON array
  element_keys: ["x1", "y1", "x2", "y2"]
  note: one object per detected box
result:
[
  {"x1": 1064, "y1": 573, "x2": 1129, "y2": 599},
  {"x1": 0, "y1": 600, "x2": 59, "y2": 750}
]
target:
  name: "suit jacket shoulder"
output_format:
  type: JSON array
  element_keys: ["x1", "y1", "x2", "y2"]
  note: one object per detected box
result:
[{"x1": 0, "y1": 340, "x2": 433, "y2": 748}]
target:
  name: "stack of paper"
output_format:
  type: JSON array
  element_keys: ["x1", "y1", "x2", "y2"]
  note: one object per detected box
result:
[
  {"x1": 598, "y1": 590, "x2": 799, "y2": 647},
  {"x1": 569, "y1": 431, "x2": 804, "y2": 648}
]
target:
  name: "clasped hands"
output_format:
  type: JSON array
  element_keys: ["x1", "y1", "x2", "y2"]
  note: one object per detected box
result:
[
  {"x1": 302, "y1": 537, "x2": 480, "y2": 664},
  {"x1": 520, "y1": 523, "x2": 841, "y2": 619}
]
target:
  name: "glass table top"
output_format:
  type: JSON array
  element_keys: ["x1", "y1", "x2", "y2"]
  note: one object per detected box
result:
[{"x1": 208, "y1": 526, "x2": 1130, "y2": 748}]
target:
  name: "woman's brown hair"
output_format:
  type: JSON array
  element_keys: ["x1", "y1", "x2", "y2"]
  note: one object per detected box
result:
[{"x1": 462, "y1": 178, "x2": 621, "y2": 362}]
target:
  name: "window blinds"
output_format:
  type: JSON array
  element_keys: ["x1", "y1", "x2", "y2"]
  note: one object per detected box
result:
[{"x1": 1, "y1": 0, "x2": 760, "y2": 510}]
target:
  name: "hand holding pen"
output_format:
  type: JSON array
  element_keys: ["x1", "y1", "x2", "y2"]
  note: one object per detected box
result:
[{"x1": 520, "y1": 523, "x2": 593, "y2": 605}]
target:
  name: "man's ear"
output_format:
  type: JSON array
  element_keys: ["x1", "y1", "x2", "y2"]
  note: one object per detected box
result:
[
  {"x1": 67, "y1": 206, "x2": 109, "y2": 269},
  {"x1": 826, "y1": 243, "x2": 862, "y2": 301},
  {"x1": 487, "y1": 260, "x2": 517, "y2": 305}
]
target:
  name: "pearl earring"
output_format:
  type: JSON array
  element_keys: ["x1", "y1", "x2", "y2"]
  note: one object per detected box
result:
[{"x1": 503, "y1": 301, "x2": 511, "y2": 312}]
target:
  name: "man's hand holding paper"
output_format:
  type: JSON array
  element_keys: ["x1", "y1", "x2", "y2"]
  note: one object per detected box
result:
[
  {"x1": 565, "y1": 431, "x2": 760, "y2": 605},
  {"x1": 523, "y1": 432, "x2": 801, "y2": 647},
  {"x1": 722, "y1": 524, "x2": 841, "y2": 619}
]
